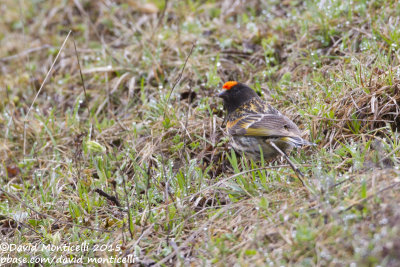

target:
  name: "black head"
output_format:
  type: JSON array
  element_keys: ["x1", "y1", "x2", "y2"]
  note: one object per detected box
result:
[{"x1": 218, "y1": 81, "x2": 259, "y2": 114}]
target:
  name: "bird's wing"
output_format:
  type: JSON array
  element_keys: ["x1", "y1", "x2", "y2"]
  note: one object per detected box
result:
[
  {"x1": 227, "y1": 113, "x2": 300, "y2": 137},
  {"x1": 227, "y1": 113, "x2": 314, "y2": 147},
  {"x1": 265, "y1": 104, "x2": 281, "y2": 115}
]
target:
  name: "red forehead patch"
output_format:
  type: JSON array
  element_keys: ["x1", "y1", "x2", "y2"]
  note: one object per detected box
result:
[{"x1": 222, "y1": 81, "x2": 238, "y2": 90}]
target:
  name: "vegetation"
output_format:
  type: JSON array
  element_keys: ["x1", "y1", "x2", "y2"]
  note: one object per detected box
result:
[{"x1": 1, "y1": 0, "x2": 400, "y2": 265}]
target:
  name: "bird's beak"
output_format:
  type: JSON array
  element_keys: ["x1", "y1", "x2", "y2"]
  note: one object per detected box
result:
[{"x1": 217, "y1": 90, "x2": 227, "y2": 98}]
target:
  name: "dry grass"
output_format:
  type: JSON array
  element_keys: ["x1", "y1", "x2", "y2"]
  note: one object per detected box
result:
[{"x1": 1, "y1": 0, "x2": 400, "y2": 266}]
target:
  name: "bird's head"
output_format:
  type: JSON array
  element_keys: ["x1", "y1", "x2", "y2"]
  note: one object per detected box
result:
[{"x1": 218, "y1": 81, "x2": 259, "y2": 113}]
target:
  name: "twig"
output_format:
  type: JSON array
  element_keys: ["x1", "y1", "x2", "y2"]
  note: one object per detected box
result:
[
  {"x1": 164, "y1": 43, "x2": 196, "y2": 119},
  {"x1": 0, "y1": 45, "x2": 52, "y2": 62},
  {"x1": 169, "y1": 239, "x2": 183, "y2": 262},
  {"x1": 0, "y1": 188, "x2": 112, "y2": 233},
  {"x1": 72, "y1": 34, "x2": 91, "y2": 116},
  {"x1": 73, "y1": 0, "x2": 122, "y2": 66},
  {"x1": 379, "y1": 146, "x2": 400, "y2": 163},
  {"x1": 341, "y1": 181, "x2": 400, "y2": 212},
  {"x1": 156, "y1": 206, "x2": 227, "y2": 266},
  {"x1": 152, "y1": 0, "x2": 169, "y2": 38},
  {"x1": 141, "y1": 160, "x2": 153, "y2": 234},
  {"x1": 269, "y1": 141, "x2": 314, "y2": 195},
  {"x1": 137, "y1": 164, "x2": 300, "y2": 218},
  {"x1": 329, "y1": 175, "x2": 354, "y2": 189},
  {"x1": 122, "y1": 175, "x2": 134, "y2": 239},
  {"x1": 306, "y1": 114, "x2": 393, "y2": 123},
  {"x1": 94, "y1": 188, "x2": 121, "y2": 207},
  {"x1": 161, "y1": 154, "x2": 171, "y2": 245},
  {"x1": 2, "y1": 215, "x2": 43, "y2": 238},
  {"x1": 181, "y1": 83, "x2": 193, "y2": 157},
  {"x1": 23, "y1": 30, "x2": 72, "y2": 157},
  {"x1": 121, "y1": 223, "x2": 155, "y2": 258},
  {"x1": 110, "y1": 164, "x2": 311, "y2": 221}
]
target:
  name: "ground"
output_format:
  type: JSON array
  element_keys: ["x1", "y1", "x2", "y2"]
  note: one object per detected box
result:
[{"x1": 1, "y1": 0, "x2": 400, "y2": 266}]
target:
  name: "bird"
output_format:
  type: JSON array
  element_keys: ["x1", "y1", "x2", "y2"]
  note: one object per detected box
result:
[{"x1": 218, "y1": 81, "x2": 314, "y2": 161}]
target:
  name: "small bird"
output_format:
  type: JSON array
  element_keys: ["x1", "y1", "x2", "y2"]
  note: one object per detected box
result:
[{"x1": 218, "y1": 81, "x2": 313, "y2": 161}]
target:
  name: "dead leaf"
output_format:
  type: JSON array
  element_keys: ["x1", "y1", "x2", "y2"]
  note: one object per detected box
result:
[
  {"x1": 127, "y1": 0, "x2": 159, "y2": 14},
  {"x1": 6, "y1": 165, "x2": 20, "y2": 178}
]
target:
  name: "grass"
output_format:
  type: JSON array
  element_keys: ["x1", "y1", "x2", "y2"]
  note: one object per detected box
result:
[{"x1": 1, "y1": 0, "x2": 400, "y2": 266}]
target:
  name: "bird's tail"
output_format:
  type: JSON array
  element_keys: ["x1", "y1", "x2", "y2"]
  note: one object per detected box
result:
[{"x1": 280, "y1": 136, "x2": 316, "y2": 148}]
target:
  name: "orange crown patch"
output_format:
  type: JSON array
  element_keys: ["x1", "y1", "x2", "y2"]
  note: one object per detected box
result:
[{"x1": 222, "y1": 81, "x2": 238, "y2": 90}]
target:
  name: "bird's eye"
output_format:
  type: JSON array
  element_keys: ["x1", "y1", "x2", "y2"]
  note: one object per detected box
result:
[{"x1": 283, "y1": 125, "x2": 289, "y2": 130}]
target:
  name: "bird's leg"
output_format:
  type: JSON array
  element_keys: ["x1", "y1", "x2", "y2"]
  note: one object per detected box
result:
[{"x1": 269, "y1": 141, "x2": 306, "y2": 186}]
